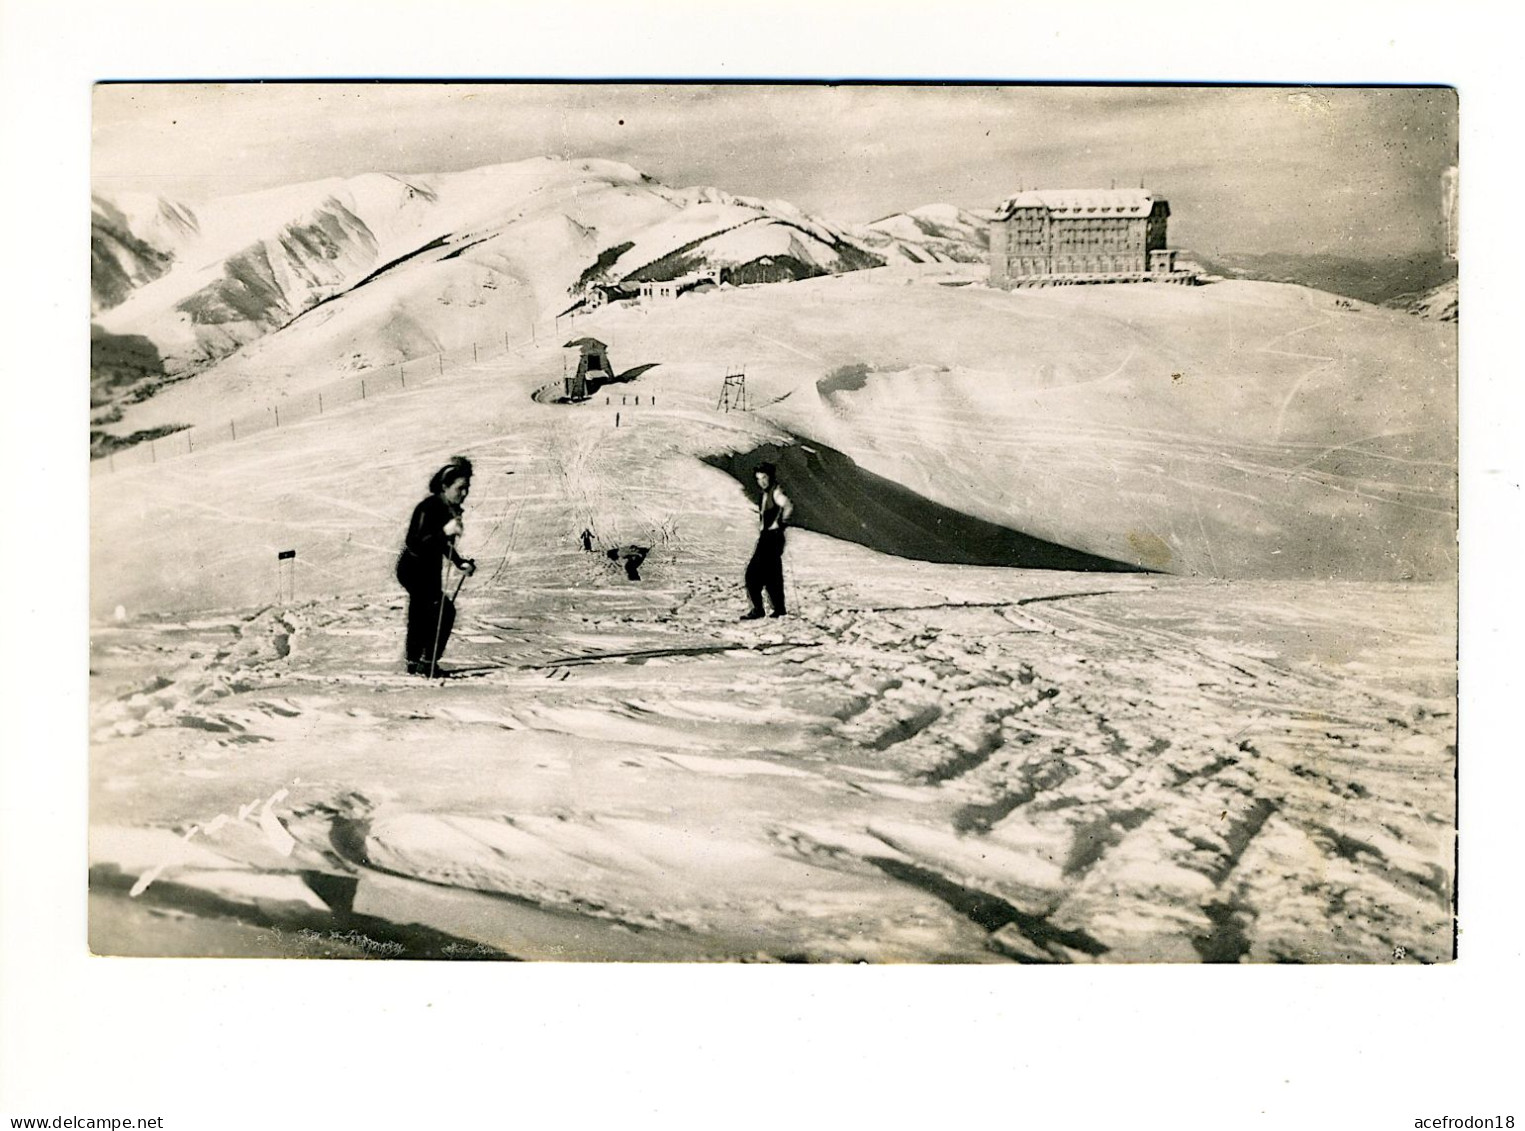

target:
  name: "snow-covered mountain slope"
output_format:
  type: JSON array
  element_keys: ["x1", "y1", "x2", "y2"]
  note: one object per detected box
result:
[
  {"x1": 94, "y1": 268, "x2": 1455, "y2": 619},
  {"x1": 596, "y1": 273, "x2": 1455, "y2": 583},
  {"x1": 87, "y1": 265, "x2": 1457, "y2": 965},
  {"x1": 1386, "y1": 278, "x2": 1458, "y2": 322},
  {"x1": 91, "y1": 193, "x2": 196, "y2": 314},
  {"x1": 571, "y1": 185, "x2": 883, "y2": 297},
  {"x1": 87, "y1": 262, "x2": 1455, "y2": 965},
  {"x1": 90, "y1": 158, "x2": 887, "y2": 413},
  {"x1": 855, "y1": 203, "x2": 989, "y2": 264},
  {"x1": 94, "y1": 165, "x2": 525, "y2": 376}
]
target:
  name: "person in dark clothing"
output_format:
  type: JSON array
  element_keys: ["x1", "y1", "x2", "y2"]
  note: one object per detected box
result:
[
  {"x1": 396, "y1": 458, "x2": 476, "y2": 675},
  {"x1": 742, "y1": 461, "x2": 793, "y2": 620}
]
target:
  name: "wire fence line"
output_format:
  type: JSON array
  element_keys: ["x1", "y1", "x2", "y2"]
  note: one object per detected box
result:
[{"x1": 92, "y1": 323, "x2": 554, "y2": 477}]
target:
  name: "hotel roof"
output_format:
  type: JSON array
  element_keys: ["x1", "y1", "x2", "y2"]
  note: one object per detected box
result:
[{"x1": 994, "y1": 189, "x2": 1163, "y2": 219}]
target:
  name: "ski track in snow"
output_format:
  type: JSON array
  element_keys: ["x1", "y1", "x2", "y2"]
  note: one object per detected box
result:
[{"x1": 90, "y1": 564, "x2": 1455, "y2": 963}]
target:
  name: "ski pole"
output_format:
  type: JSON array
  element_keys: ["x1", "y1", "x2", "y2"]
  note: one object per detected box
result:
[
  {"x1": 783, "y1": 542, "x2": 798, "y2": 619},
  {"x1": 429, "y1": 558, "x2": 468, "y2": 679},
  {"x1": 428, "y1": 557, "x2": 449, "y2": 679}
]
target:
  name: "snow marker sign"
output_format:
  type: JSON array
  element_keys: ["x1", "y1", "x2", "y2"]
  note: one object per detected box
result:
[{"x1": 277, "y1": 549, "x2": 296, "y2": 603}]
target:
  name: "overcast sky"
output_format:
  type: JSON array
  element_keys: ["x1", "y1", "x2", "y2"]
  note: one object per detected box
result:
[{"x1": 92, "y1": 83, "x2": 1456, "y2": 259}]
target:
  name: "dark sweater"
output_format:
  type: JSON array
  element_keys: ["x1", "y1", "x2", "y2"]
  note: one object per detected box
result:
[{"x1": 397, "y1": 494, "x2": 467, "y2": 591}]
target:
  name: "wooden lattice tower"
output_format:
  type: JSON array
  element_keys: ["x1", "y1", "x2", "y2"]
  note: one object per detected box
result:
[{"x1": 717, "y1": 369, "x2": 748, "y2": 413}]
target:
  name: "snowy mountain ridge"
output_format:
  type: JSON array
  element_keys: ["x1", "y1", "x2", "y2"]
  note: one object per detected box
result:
[
  {"x1": 856, "y1": 203, "x2": 990, "y2": 264},
  {"x1": 91, "y1": 157, "x2": 901, "y2": 414},
  {"x1": 1385, "y1": 278, "x2": 1458, "y2": 322}
]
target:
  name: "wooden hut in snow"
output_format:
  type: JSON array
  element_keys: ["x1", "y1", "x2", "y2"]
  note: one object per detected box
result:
[{"x1": 563, "y1": 337, "x2": 613, "y2": 399}]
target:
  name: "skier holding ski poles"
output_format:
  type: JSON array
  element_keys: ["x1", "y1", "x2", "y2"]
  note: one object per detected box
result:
[{"x1": 396, "y1": 457, "x2": 477, "y2": 676}]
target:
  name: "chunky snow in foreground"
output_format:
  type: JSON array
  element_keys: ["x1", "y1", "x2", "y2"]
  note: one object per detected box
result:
[{"x1": 90, "y1": 549, "x2": 1454, "y2": 962}]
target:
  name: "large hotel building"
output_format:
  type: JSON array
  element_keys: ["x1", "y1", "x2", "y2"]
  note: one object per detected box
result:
[{"x1": 988, "y1": 188, "x2": 1187, "y2": 287}]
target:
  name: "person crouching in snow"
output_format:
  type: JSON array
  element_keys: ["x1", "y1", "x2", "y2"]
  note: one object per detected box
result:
[
  {"x1": 396, "y1": 458, "x2": 476, "y2": 675},
  {"x1": 742, "y1": 460, "x2": 792, "y2": 620}
]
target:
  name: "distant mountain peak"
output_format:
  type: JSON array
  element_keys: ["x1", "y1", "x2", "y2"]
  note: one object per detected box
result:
[{"x1": 857, "y1": 203, "x2": 989, "y2": 265}]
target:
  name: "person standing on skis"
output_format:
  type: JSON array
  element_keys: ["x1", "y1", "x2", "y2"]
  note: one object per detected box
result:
[
  {"x1": 741, "y1": 460, "x2": 792, "y2": 620},
  {"x1": 396, "y1": 457, "x2": 476, "y2": 675}
]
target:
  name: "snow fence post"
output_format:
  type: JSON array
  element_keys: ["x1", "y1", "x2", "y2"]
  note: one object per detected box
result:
[{"x1": 277, "y1": 549, "x2": 296, "y2": 604}]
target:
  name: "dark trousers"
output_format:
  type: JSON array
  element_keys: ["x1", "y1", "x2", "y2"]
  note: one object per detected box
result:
[
  {"x1": 405, "y1": 589, "x2": 456, "y2": 668},
  {"x1": 745, "y1": 529, "x2": 787, "y2": 614},
  {"x1": 398, "y1": 551, "x2": 455, "y2": 668}
]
